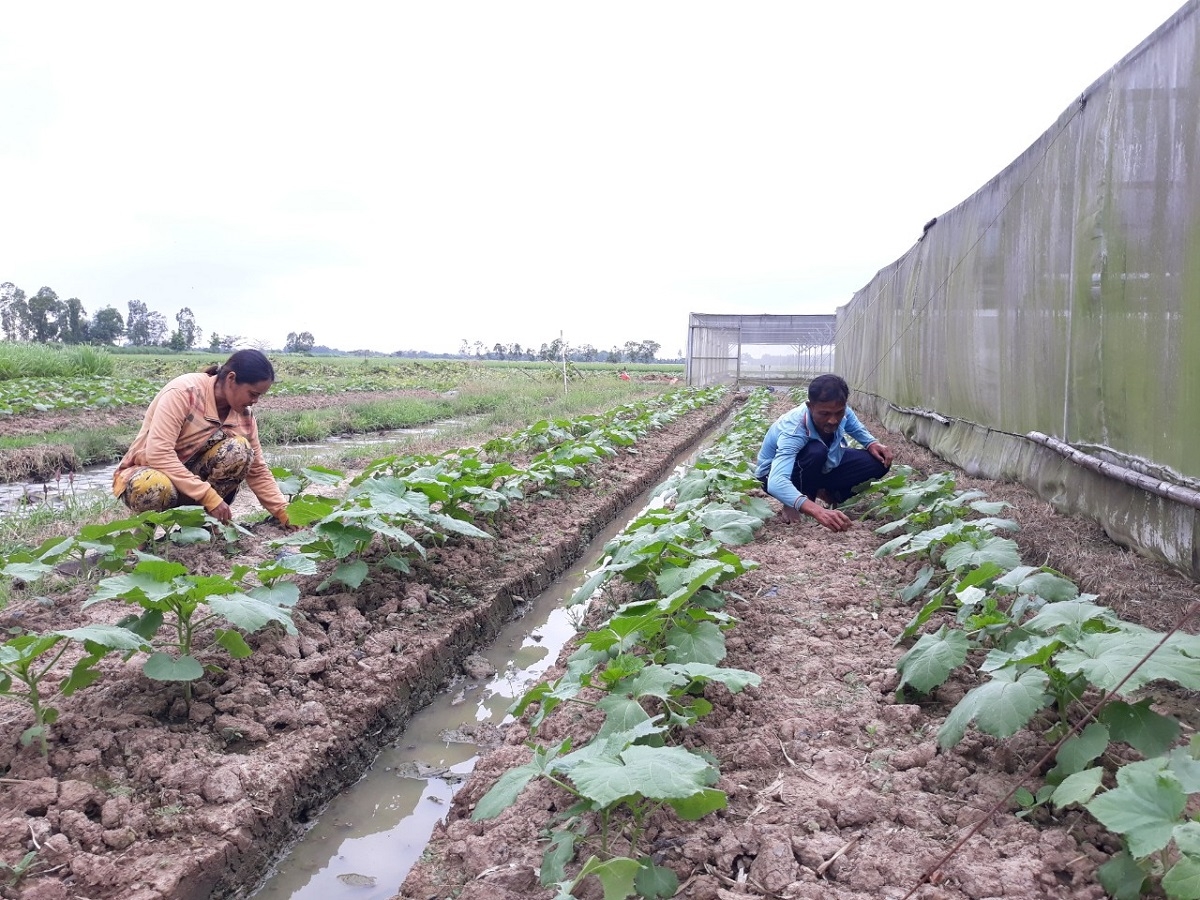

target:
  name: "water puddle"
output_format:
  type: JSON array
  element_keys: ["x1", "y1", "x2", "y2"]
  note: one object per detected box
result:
[{"x1": 248, "y1": 438, "x2": 717, "y2": 900}]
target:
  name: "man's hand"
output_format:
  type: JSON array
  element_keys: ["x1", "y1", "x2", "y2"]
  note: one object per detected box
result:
[
  {"x1": 869, "y1": 442, "x2": 894, "y2": 468},
  {"x1": 209, "y1": 501, "x2": 233, "y2": 524},
  {"x1": 802, "y1": 499, "x2": 852, "y2": 532}
]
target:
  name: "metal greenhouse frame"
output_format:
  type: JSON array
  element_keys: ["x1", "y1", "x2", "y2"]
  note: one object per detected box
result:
[{"x1": 684, "y1": 313, "x2": 837, "y2": 387}]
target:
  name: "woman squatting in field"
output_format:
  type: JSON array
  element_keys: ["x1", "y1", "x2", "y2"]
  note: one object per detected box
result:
[{"x1": 112, "y1": 349, "x2": 290, "y2": 526}]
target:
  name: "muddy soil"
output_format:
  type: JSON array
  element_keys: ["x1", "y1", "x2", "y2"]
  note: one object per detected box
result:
[
  {"x1": 0, "y1": 398, "x2": 735, "y2": 900},
  {"x1": 398, "y1": 399, "x2": 1200, "y2": 900}
]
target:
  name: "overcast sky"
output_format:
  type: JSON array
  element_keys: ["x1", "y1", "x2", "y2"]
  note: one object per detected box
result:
[{"x1": 0, "y1": 2, "x2": 1187, "y2": 356}]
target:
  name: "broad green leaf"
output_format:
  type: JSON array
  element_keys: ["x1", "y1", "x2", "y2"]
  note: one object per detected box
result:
[
  {"x1": 1050, "y1": 722, "x2": 1109, "y2": 779},
  {"x1": 2, "y1": 561, "x2": 52, "y2": 581},
  {"x1": 315, "y1": 522, "x2": 375, "y2": 558},
  {"x1": 896, "y1": 627, "x2": 969, "y2": 694},
  {"x1": 1024, "y1": 600, "x2": 1119, "y2": 634},
  {"x1": 472, "y1": 743, "x2": 564, "y2": 821},
  {"x1": 634, "y1": 858, "x2": 679, "y2": 900},
  {"x1": 1086, "y1": 761, "x2": 1186, "y2": 858},
  {"x1": 655, "y1": 560, "x2": 727, "y2": 602},
  {"x1": 667, "y1": 787, "x2": 727, "y2": 820},
  {"x1": 118, "y1": 609, "x2": 165, "y2": 641},
  {"x1": 568, "y1": 564, "x2": 611, "y2": 607},
  {"x1": 570, "y1": 744, "x2": 712, "y2": 807},
  {"x1": 665, "y1": 662, "x2": 761, "y2": 693},
  {"x1": 1050, "y1": 767, "x2": 1104, "y2": 808},
  {"x1": 1056, "y1": 632, "x2": 1200, "y2": 693},
  {"x1": 1176, "y1": 822, "x2": 1200, "y2": 857},
  {"x1": 302, "y1": 464, "x2": 345, "y2": 486},
  {"x1": 941, "y1": 536, "x2": 1021, "y2": 572},
  {"x1": 595, "y1": 694, "x2": 652, "y2": 739},
  {"x1": 1097, "y1": 852, "x2": 1146, "y2": 900},
  {"x1": 55, "y1": 624, "x2": 148, "y2": 652},
  {"x1": 214, "y1": 629, "x2": 254, "y2": 658},
  {"x1": 143, "y1": 652, "x2": 204, "y2": 682},
  {"x1": 206, "y1": 594, "x2": 297, "y2": 635},
  {"x1": 472, "y1": 761, "x2": 542, "y2": 821},
  {"x1": 980, "y1": 633, "x2": 1060, "y2": 671},
  {"x1": 1101, "y1": 700, "x2": 1180, "y2": 757},
  {"x1": 331, "y1": 560, "x2": 369, "y2": 590},
  {"x1": 1166, "y1": 747, "x2": 1200, "y2": 794},
  {"x1": 664, "y1": 621, "x2": 726, "y2": 665},
  {"x1": 250, "y1": 582, "x2": 302, "y2": 608},
  {"x1": 938, "y1": 667, "x2": 1051, "y2": 748},
  {"x1": 696, "y1": 507, "x2": 759, "y2": 545},
  {"x1": 1162, "y1": 854, "x2": 1200, "y2": 900},
  {"x1": 169, "y1": 526, "x2": 212, "y2": 546},
  {"x1": 874, "y1": 533, "x2": 912, "y2": 557},
  {"x1": 570, "y1": 855, "x2": 640, "y2": 900},
  {"x1": 899, "y1": 566, "x2": 935, "y2": 603},
  {"x1": 59, "y1": 659, "x2": 104, "y2": 696},
  {"x1": 615, "y1": 665, "x2": 686, "y2": 703},
  {"x1": 427, "y1": 512, "x2": 492, "y2": 540},
  {"x1": 539, "y1": 831, "x2": 577, "y2": 886},
  {"x1": 998, "y1": 568, "x2": 1078, "y2": 603}
]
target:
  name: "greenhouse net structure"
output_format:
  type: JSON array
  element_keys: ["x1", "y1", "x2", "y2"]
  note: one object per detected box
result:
[
  {"x1": 685, "y1": 313, "x2": 836, "y2": 387},
  {"x1": 836, "y1": 1, "x2": 1200, "y2": 579}
]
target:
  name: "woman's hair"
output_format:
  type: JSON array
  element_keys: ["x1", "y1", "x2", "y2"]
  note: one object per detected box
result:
[
  {"x1": 807, "y1": 373, "x2": 850, "y2": 404},
  {"x1": 203, "y1": 349, "x2": 276, "y2": 383}
]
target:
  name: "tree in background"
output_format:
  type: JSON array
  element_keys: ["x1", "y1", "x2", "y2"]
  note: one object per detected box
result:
[
  {"x1": 144, "y1": 310, "x2": 169, "y2": 346},
  {"x1": 60, "y1": 297, "x2": 89, "y2": 344},
  {"x1": 284, "y1": 331, "x2": 315, "y2": 352},
  {"x1": 27, "y1": 287, "x2": 64, "y2": 343},
  {"x1": 126, "y1": 300, "x2": 151, "y2": 346},
  {"x1": 0, "y1": 282, "x2": 30, "y2": 341},
  {"x1": 606, "y1": 346, "x2": 623, "y2": 363},
  {"x1": 89, "y1": 307, "x2": 124, "y2": 345},
  {"x1": 168, "y1": 307, "x2": 199, "y2": 350}
]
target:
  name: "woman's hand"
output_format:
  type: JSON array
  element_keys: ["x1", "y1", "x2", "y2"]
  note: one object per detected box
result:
[{"x1": 209, "y1": 501, "x2": 234, "y2": 524}]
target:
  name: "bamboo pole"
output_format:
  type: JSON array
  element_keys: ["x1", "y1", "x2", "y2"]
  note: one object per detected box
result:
[{"x1": 1027, "y1": 431, "x2": 1200, "y2": 511}]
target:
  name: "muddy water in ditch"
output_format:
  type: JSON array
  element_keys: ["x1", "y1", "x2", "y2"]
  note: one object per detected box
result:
[{"x1": 248, "y1": 449, "x2": 712, "y2": 900}]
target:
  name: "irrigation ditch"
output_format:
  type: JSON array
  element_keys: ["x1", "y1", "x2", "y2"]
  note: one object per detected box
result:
[
  {"x1": 250, "y1": 430, "x2": 712, "y2": 900},
  {"x1": 0, "y1": 393, "x2": 737, "y2": 900}
]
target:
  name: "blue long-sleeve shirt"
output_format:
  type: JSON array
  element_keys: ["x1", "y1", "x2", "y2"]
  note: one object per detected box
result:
[{"x1": 754, "y1": 403, "x2": 878, "y2": 509}]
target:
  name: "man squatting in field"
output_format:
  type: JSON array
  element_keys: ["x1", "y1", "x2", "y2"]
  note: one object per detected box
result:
[
  {"x1": 112, "y1": 349, "x2": 291, "y2": 526},
  {"x1": 755, "y1": 373, "x2": 895, "y2": 532}
]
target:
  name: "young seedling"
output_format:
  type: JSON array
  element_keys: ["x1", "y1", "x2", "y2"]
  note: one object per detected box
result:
[{"x1": 0, "y1": 624, "x2": 148, "y2": 753}]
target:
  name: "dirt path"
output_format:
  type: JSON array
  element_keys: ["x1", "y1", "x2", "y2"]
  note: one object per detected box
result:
[
  {"x1": 0, "y1": 399, "x2": 734, "y2": 900},
  {"x1": 397, "y1": 399, "x2": 1199, "y2": 900}
]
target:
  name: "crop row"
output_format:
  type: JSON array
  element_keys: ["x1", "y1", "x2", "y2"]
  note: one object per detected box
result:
[
  {"x1": 865, "y1": 467, "x2": 1200, "y2": 899},
  {"x1": 468, "y1": 388, "x2": 777, "y2": 900},
  {"x1": 0, "y1": 386, "x2": 726, "y2": 758}
]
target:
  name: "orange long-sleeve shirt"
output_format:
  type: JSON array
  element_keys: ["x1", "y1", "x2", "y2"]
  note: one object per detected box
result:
[{"x1": 112, "y1": 372, "x2": 287, "y2": 519}]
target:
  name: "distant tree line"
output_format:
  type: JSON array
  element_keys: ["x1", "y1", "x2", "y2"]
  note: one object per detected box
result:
[
  {"x1": 0, "y1": 282, "x2": 319, "y2": 355},
  {"x1": 451, "y1": 337, "x2": 675, "y2": 364},
  {"x1": 0, "y1": 282, "x2": 680, "y2": 362}
]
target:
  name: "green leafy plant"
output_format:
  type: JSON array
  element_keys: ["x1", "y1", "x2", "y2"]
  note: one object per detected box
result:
[
  {"x1": 84, "y1": 556, "x2": 297, "y2": 697},
  {"x1": 0, "y1": 624, "x2": 148, "y2": 753}
]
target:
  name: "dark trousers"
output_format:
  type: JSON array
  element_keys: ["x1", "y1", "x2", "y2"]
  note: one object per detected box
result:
[{"x1": 762, "y1": 440, "x2": 889, "y2": 506}]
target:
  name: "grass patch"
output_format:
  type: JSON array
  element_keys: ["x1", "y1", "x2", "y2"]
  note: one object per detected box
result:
[
  {"x1": 0, "y1": 343, "x2": 116, "y2": 380},
  {"x1": 0, "y1": 491, "x2": 124, "y2": 556}
]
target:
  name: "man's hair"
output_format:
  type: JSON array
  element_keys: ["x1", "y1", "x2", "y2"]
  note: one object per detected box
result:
[{"x1": 807, "y1": 374, "x2": 850, "y2": 404}]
